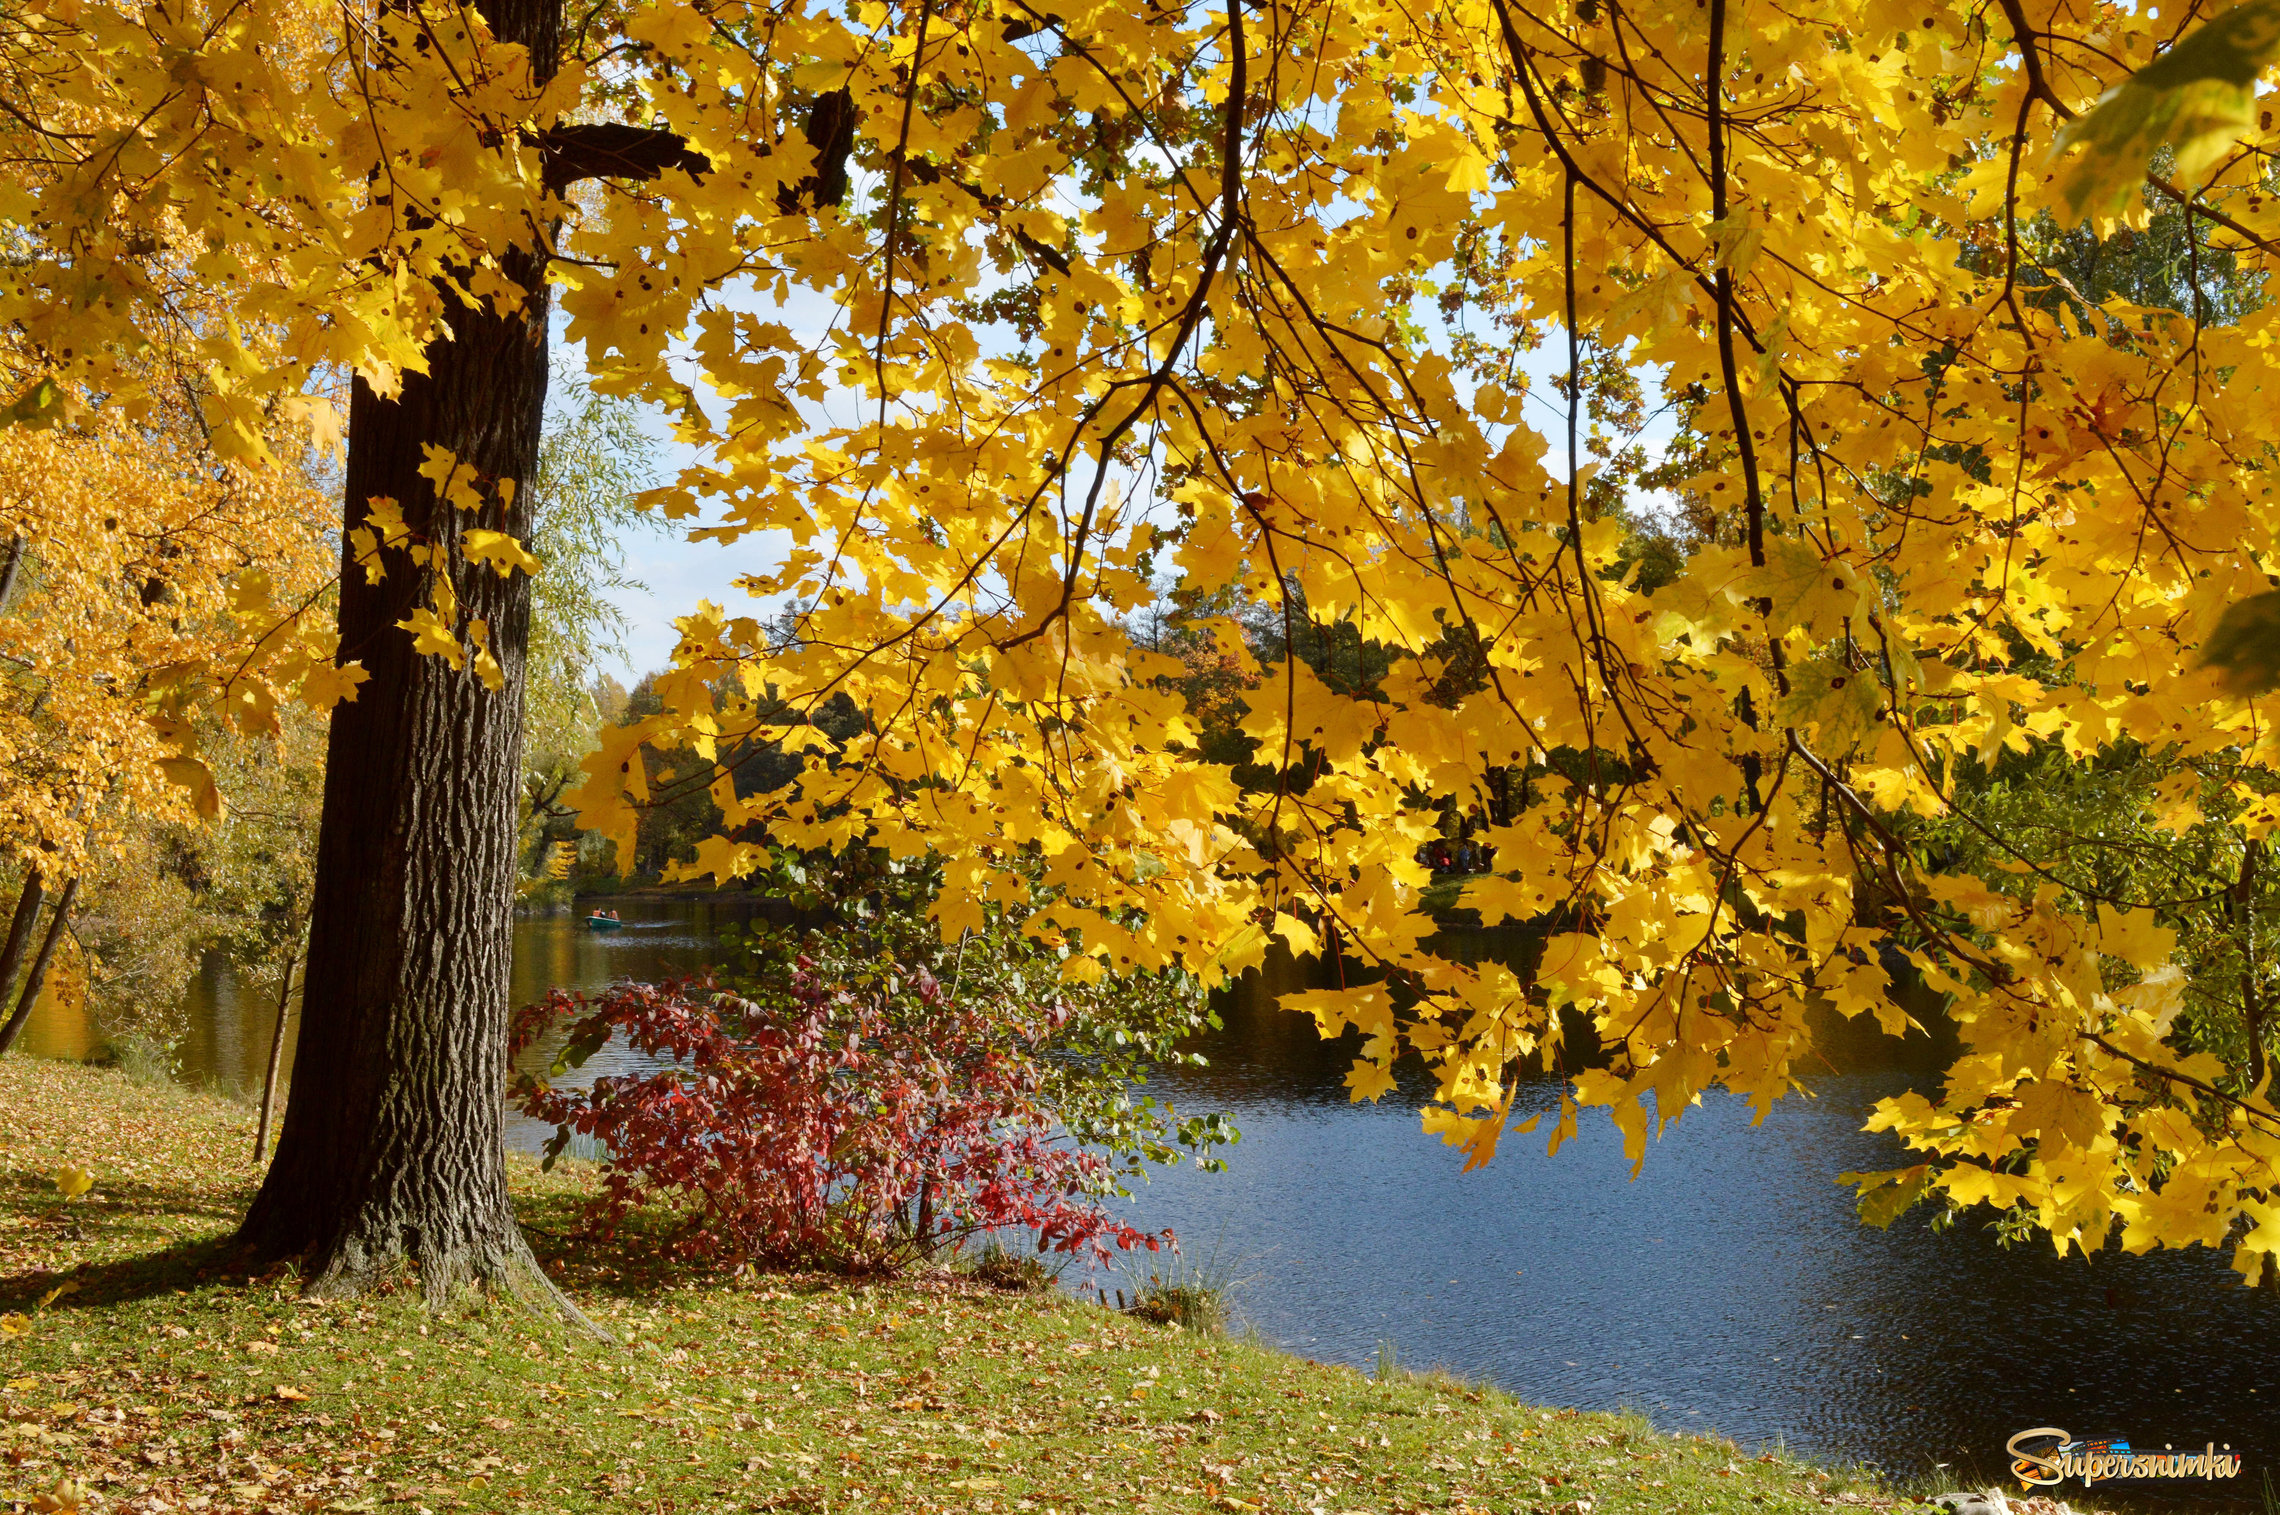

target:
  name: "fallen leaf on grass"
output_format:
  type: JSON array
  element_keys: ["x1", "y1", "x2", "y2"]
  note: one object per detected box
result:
[
  {"x1": 52, "y1": 1168, "x2": 92, "y2": 1199},
  {"x1": 274, "y1": 1385, "x2": 309, "y2": 1401},
  {"x1": 946, "y1": 1478, "x2": 1001, "y2": 1491},
  {"x1": 31, "y1": 1475, "x2": 88, "y2": 1513},
  {"x1": 0, "y1": 1313, "x2": 29, "y2": 1339}
]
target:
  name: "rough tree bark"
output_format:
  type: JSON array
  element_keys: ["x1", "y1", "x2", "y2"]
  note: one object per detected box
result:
[
  {"x1": 234, "y1": 323, "x2": 561, "y2": 1301},
  {"x1": 234, "y1": 0, "x2": 569, "y2": 1307},
  {"x1": 234, "y1": 0, "x2": 831, "y2": 1308}
]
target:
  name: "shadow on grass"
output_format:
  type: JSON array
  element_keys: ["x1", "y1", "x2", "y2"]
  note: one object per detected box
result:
[
  {"x1": 511, "y1": 1182, "x2": 963, "y2": 1309},
  {"x1": 0, "y1": 1167, "x2": 255, "y2": 1226},
  {"x1": 513, "y1": 1186, "x2": 780, "y2": 1306},
  {"x1": 0, "y1": 1163, "x2": 266, "y2": 1314},
  {"x1": 0, "y1": 1232, "x2": 256, "y2": 1313},
  {"x1": 3, "y1": 1171, "x2": 861, "y2": 1322}
]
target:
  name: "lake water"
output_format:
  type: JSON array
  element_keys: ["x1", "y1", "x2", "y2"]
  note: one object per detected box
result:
[{"x1": 20, "y1": 895, "x2": 2275, "y2": 1506}]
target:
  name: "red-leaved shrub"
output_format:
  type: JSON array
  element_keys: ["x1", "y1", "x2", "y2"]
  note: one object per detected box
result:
[{"x1": 508, "y1": 965, "x2": 1166, "y2": 1273}]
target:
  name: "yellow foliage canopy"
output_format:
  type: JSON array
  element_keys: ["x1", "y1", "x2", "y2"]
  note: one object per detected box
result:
[
  {"x1": 0, "y1": 368, "x2": 342, "y2": 874},
  {"x1": 17, "y1": 0, "x2": 2280, "y2": 1275}
]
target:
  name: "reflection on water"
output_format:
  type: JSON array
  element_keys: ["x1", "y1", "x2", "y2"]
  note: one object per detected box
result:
[
  {"x1": 20, "y1": 901, "x2": 2275, "y2": 1503},
  {"x1": 16, "y1": 897, "x2": 763, "y2": 1104},
  {"x1": 499, "y1": 900, "x2": 763, "y2": 1151}
]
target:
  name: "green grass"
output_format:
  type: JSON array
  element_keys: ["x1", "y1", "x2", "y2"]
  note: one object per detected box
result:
[{"x1": 0, "y1": 1056, "x2": 2016, "y2": 1515}]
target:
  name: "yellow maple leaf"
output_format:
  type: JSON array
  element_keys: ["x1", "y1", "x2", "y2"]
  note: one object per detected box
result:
[
  {"x1": 2096, "y1": 903, "x2": 2175, "y2": 972},
  {"x1": 155, "y1": 758, "x2": 222, "y2": 820},
  {"x1": 396, "y1": 607, "x2": 465, "y2": 669},
  {"x1": 295, "y1": 659, "x2": 370, "y2": 711},
  {"x1": 466, "y1": 617, "x2": 505, "y2": 691},
  {"x1": 1443, "y1": 151, "x2": 1491, "y2": 194},
  {"x1": 462, "y1": 528, "x2": 540, "y2": 577}
]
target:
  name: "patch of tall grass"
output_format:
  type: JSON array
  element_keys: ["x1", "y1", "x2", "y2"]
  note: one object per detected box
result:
[
  {"x1": 1120, "y1": 1245, "x2": 1242, "y2": 1335},
  {"x1": 97, "y1": 1032, "x2": 180, "y2": 1089}
]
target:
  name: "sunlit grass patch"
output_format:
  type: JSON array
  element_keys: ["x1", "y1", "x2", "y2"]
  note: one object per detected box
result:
[{"x1": 0, "y1": 1056, "x2": 2080, "y2": 1514}]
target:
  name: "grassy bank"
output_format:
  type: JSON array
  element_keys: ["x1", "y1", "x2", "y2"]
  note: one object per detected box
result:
[{"x1": 3, "y1": 1058, "x2": 2028, "y2": 1515}]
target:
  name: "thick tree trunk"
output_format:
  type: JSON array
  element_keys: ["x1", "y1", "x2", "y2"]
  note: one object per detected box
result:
[
  {"x1": 235, "y1": 0, "x2": 567, "y2": 1309},
  {"x1": 226, "y1": 0, "x2": 727, "y2": 1312},
  {"x1": 236, "y1": 292, "x2": 555, "y2": 1303}
]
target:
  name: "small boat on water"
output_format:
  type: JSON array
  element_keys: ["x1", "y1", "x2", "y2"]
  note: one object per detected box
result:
[{"x1": 584, "y1": 913, "x2": 624, "y2": 932}]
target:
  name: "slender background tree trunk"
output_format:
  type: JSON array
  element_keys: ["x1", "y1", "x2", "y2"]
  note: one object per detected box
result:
[
  {"x1": 0, "y1": 875, "x2": 73, "y2": 1057},
  {"x1": 254, "y1": 937, "x2": 301, "y2": 1165},
  {"x1": 0, "y1": 874, "x2": 47, "y2": 1039},
  {"x1": 0, "y1": 533, "x2": 26, "y2": 614}
]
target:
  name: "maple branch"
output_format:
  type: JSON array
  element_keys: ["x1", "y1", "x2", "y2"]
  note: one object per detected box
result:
[
  {"x1": 993, "y1": 0, "x2": 1248, "y2": 653},
  {"x1": 537, "y1": 122, "x2": 710, "y2": 189},
  {"x1": 1704, "y1": 0, "x2": 1765, "y2": 574},
  {"x1": 2144, "y1": 173, "x2": 2280, "y2": 254},
  {"x1": 1994, "y1": 0, "x2": 2069, "y2": 119},
  {"x1": 1783, "y1": 729, "x2": 2010, "y2": 987},
  {"x1": 1703, "y1": 0, "x2": 1787, "y2": 801},
  {"x1": 877, "y1": 2, "x2": 940, "y2": 428},
  {"x1": 2237, "y1": 838, "x2": 2269, "y2": 1095},
  {"x1": 1559, "y1": 168, "x2": 1608, "y2": 778},
  {"x1": 2081, "y1": 1030, "x2": 2280, "y2": 1138},
  {"x1": 894, "y1": 152, "x2": 1071, "y2": 275},
  {"x1": 782, "y1": 89, "x2": 860, "y2": 212},
  {"x1": 537, "y1": 87, "x2": 858, "y2": 205},
  {"x1": 1996, "y1": 0, "x2": 2280, "y2": 253}
]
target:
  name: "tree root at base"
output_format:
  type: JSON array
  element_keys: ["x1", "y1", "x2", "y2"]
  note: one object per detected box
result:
[{"x1": 242, "y1": 1222, "x2": 614, "y2": 1341}]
